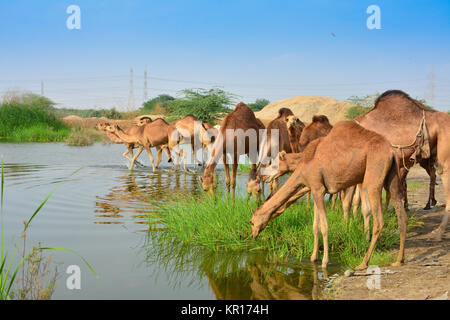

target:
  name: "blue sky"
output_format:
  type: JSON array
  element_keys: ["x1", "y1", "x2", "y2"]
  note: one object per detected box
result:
[{"x1": 0, "y1": 0, "x2": 449, "y2": 111}]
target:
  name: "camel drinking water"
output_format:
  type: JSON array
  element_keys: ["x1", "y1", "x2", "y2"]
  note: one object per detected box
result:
[{"x1": 250, "y1": 121, "x2": 408, "y2": 270}]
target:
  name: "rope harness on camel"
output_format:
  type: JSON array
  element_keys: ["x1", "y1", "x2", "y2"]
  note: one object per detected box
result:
[{"x1": 354, "y1": 110, "x2": 430, "y2": 172}]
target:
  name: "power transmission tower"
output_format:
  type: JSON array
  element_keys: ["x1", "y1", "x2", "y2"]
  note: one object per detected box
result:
[
  {"x1": 143, "y1": 67, "x2": 148, "y2": 103},
  {"x1": 128, "y1": 67, "x2": 134, "y2": 111},
  {"x1": 40, "y1": 80, "x2": 44, "y2": 96},
  {"x1": 428, "y1": 68, "x2": 435, "y2": 107}
]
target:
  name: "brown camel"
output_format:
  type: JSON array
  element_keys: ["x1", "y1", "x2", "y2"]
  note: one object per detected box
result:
[
  {"x1": 96, "y1": 117, "x2": 155, "y2": 169},
  {"x1": 200, "y1": 102, "x2": 265, "y2": 199},
  {"x1": 105, "y1": 118, "x2": 186, "y2": 172},
  {"x1": 247, "y1": 108, "x2": 304, "y2": 198},
  {"x1": 354, "y1": 90, "x2": 450, "y2": 241},
  {"x1": 298, "y1": 115, "x2": 333, "y2": 151},
  {"x1": 250, "y1": 121, "x2": 408, "y2": 270},
  {"x1": 285, "y1": 115, "x2": 304, "y2": 153}
]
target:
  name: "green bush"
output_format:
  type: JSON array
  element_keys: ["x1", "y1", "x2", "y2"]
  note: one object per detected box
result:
[
  {"x1": 248, "y1": 98, "x2": 270, "y2": 112},
  {"x1": 0, "y1": 98, "x2": 70, "y2": 142},
  {"x1": 141, "y1": 94, "x2": 175, "y2": 114},
  {"x1": 167, "y1": 88, "x2": 235, "y2": 123}
]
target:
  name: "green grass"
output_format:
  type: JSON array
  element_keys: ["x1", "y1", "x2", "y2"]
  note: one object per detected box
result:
[
  {"x1": 65, "y1": 128, "x2": 103, "y2": 146},
  {"x1": 407, "y1": 181, "x2": 425, "y2": 191},
  {"x1": 0, "y1": 103, "x2": 70, "y2": 142},
  {"x1": 150, "y1": 192, "x2": 416, "y2": 268}
]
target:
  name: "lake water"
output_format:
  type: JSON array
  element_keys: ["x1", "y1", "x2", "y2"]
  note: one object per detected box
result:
[{"x1": 0, "y1": 142, "x2": 342, "y2": 300}]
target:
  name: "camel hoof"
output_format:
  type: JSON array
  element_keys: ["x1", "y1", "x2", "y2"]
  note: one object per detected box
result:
[
  {"x1": 355, "y1": 263, "x2": 367, "y2": 271},
  {"x1": 391, "y1": 261, "x2": 403, "y2": 267},
  {"x1": 321, "y1": 262, "x2": 328, "y2": 269},
  {"x1": 310, "y1": 255, "x2": 318, "y2": 263},
  {"x1": 423, "y1": 204, "x2": 431, "y2": 210}
]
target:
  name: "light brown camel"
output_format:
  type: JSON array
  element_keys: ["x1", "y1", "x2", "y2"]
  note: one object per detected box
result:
[
  {"x1": 200, "y1": 102, "x2": 265, "y2": 199},
  {"x1": 247, "y1": 108, "x2": 304, "y2": 199},
  {"x1": 96, "y1": 117, "x2": 155, "y2": 169},
  {"x1": 105, "y1": 118, "x2": 186, "y2": 172},
  {"x1": 354, "y1": 90, "x2": 450, "y2": 241},
  {"x1": 250, "y1": 121, "x2": 408, "y2": 270},
  {"x1": 285, "y1": 115, "x2": 304, "y2": 153},
  {"x1": 168, "y1": 115, "x2": 218, "y2": 169}
]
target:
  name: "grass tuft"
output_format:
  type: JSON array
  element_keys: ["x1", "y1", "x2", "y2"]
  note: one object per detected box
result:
[{"x1": 151, "y1": 192, "x2": 416, "y2": 268}]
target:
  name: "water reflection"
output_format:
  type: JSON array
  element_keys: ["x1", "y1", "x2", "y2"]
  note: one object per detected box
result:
[
  {"x1": 142, "y1": 235, "x2": 341, "y2": 300},
  {"x1": 94, "y1": 170, "x2": 202, "y2": 227}
]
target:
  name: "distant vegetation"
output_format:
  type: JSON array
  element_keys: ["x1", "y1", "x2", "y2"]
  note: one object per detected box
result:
[
  {"x1": 0, "y1": 92, "x2": 70, "y2": 142},
  {"x1": 248, "y1": 98, "x2": 270, "y2": 112},
  {"x1": 54, "y1": 107, "x2": 122, "y2": 119},
  {"x1": 345, "y1": 93, "x2": 379, "y2": 119},
  {"x1": 141, "y1": 94, "x2": 175, "y2": 114}
]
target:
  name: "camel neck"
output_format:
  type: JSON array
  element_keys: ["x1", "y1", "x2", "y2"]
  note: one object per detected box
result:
[{"x1": 114, "y1": 127, "x2": 138, "y2": 144}]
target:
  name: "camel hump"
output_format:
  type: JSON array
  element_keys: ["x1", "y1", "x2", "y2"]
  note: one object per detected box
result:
[
  {"x1": 312, "y1": 115, "x2": 330, "y2": 124},
  {"x1": 374, "y1": 90, "x2": 410, "y2": 107},
  {"x1": 140, "y1": 116, "x2": 153, "y2": 122},
  {"x1": 234, "y1": 102, "x2": 250, "y2": 111},
  {"x1": 277, "y1": 108, "x2": 294, "y2": 118}
]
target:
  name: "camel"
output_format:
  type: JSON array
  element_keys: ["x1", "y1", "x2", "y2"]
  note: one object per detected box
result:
[
  {"x1": 246, "y1": 108, "x2": 304, "y2": 199},
  {"x1": 353, "y1": 90, "x2": 450, "y2": 241},
  {"x1": 250, "y1": 121, "x2": 408, "y2": 270},
  {"x1": 105, "y1": 118, "x2": 187, "y2": 172},
  {"x1": 168, "y1": 115, "x2": 218, "y2": 169},
  {"x1": 298, "y1": 115, "x2": 333, "y2": 151},
  {"x1": 200, "y1": 102, "x2": 265, "y2": 199},
  {"x1": 285, "y1": 115, "x2": 304, "y2": 153},
  {"x1": 96, "y1": 117, "x2": 154, "y2": 169}
]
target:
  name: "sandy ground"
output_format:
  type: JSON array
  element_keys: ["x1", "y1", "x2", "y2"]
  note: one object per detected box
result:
[{"x1": 327, "y1": 166, "x2": 449, "y2": 300}]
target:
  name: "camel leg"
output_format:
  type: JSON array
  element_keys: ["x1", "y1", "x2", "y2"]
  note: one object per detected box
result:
[
  {"x1": 352, "y1": 184, "x2": 361, "y2": 217},
  {"x1": 384, "y1": 188, "x2": 391, "y2": 211},
  {"x1": 223, "y1": 154, "x2": 231, "y2": 194},
  {"x1": 129, "y1": 146, "x2": 144, "y2": 170},
  {"x1": 161, "y1": 146, "x2": 174, "y2": 168},
  {"x1": 171, "y1": 144, "x2": 186, "y2": 171},
  {"x1": 306, "y1": 191, "x2": 311, "y2": 207},
  {"x1": 143, "y1": 146, "x2": 157, "y2": 172},
  {"x1": 154, "y1": 147, "x2": 163, "y2": 168},
  {"x1": 231, "y1": 162, "x2": 238, "y2": 201},
  {"x1": 424, "y1": 161, "x2": 437, "y2": 210},
  {"x1": 399, "y1": 168, "x2": 409, "y2": 210},
  {"x1": 360, "y1": 185, "x2": 371, "y2": 240},
  {"x1": 389, "y1": 180, "x2": 408, "y2": 266},
  {"x1": 122, "y1": 144, "x2": 134, "y2": 162},
  {"x1": 342, "y1": 186, "x2": 356, "y2": 221},
  {"x1": 356, "y1": 186, "x2": 384, "y2": 270},
  {"x1": 330, "y1": 193, "x2": 338, "y2": 210},
  {"x1": 311, "y1": 200, "x2": 320, "y2": 263},
  {"x1": 311, "y1": 189, "x2": 328, "y2": 268},
  {"x1": 430, "y1": 169, "x2": 449, "y2": 241}
]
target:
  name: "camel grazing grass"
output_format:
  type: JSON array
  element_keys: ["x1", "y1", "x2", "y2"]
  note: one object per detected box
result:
[
  {"x1": 354, "y1": 90, "x2": 450, "y2": 241},
  {"x1": 250, "y1": 121, "x2": 408, "y2": 270},
  {"x1": 149, "y1": 190, "x2": 415, "y2": 268}
]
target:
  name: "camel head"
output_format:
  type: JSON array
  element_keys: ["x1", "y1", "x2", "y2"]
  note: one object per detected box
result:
[
  {"x1": 200, "y1": 124, "x2": 218, "y2": 149},
  {"x1": 96, "y1": 122, "x2": 108, "y2": 131},
  {"x1": 250, "y1": 208, "x2": 270, "y2": 239},
  {"x1": 105, "y1": 123, "x2": 119, "y2": 133},
  {"x1": 137, "y1": 117, "x2": 152, "y2": 126},
  {"x1": 285, "y1": 115, "x2": 305, "y2": 130},
  {"x1": 245, "y1": 177, "x2": 261, "y2": 202},
  {"x1": 198, "y1": 172, "x2": 216, "y2": 196}
]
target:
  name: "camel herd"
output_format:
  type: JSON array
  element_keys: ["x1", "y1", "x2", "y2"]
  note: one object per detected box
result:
[{"x1": 97, "y1": 89, "x2": 450, "y2": 270}]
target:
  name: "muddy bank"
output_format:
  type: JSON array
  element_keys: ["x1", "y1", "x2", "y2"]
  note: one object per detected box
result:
[{"x1": 327, "y1": 166, "x2": 449, "y2": 300}]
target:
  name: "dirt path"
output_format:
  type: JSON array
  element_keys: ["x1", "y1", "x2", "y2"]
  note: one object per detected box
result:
[{"x1": 328, "y1": 166, "x2": 449, "y2": 300}]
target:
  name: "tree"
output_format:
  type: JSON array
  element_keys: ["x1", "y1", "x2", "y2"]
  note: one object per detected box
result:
[
  {"x1": 168, "y1": 88, "x2": 235, "y2": 123},
  {"x1": 345, "y1": 93, "x2": 379, "y2": 119},
  {"x1": 248, "y1": 98, "x2": 270, "y2": 112},
  {"x1": 142, "y1": 94, "x2": 175, "y2": 114}
]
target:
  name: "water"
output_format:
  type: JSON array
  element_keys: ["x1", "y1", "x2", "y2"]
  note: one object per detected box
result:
[{"x1": 0, "y1": 142, "x2": 342, "y2": 300}]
